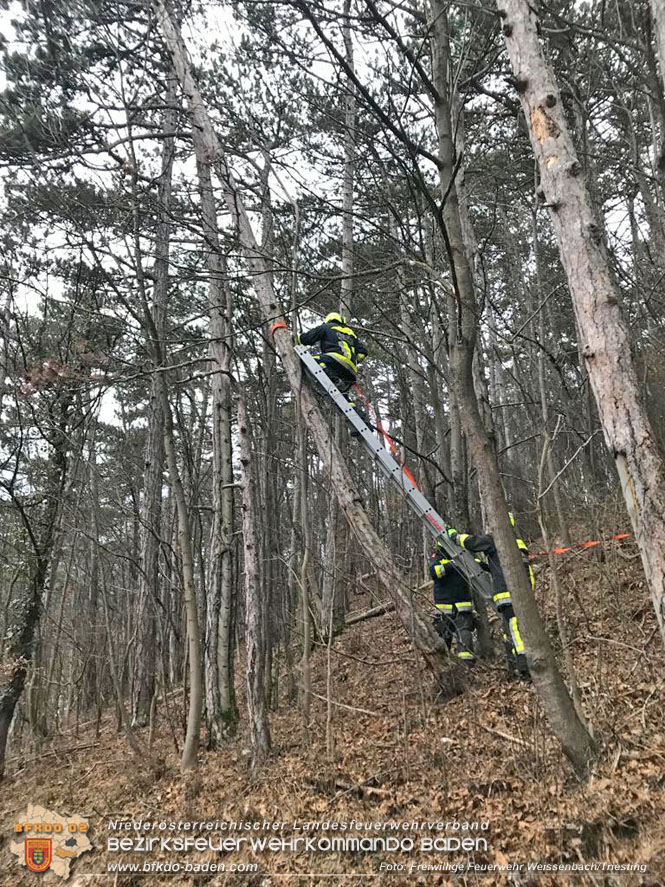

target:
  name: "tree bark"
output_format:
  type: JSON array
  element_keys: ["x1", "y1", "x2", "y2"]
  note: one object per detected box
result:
[
  {"x1": 237, "y1": 392, "x2": 271, "y2": 765},
  {"x1": 0, "y1": 421, "x2": 68, "y2": 779},
  {"x1": 296, "y1": 414, "x2": 312, "y2": 727},
  {"x1": 321, "y1": 0, "x2": 356, "y2": 636},
  {"x1": 500, "y1": 0, "x2": 665, "y2": 642},
  {"x1": 159, "y1": 378, "x2": 203, "y2": 772},
  {"x1": 194, "y1": 144, "x2": 237, "y2": 745},
  {"x1": 532, "y1": 193, "x2": 571, "y2": 547},
  {"x1": 430, "y1": 0, "x2": 596, "y2": 775},
  {"x1": 651, "y1": 0, "x2": 665, "y2": 106},
  {"x1": 132, "y1": 86, "x2": 175, "y2": 726},
  {"x1": 340, "y1": 0, "x2": 356, "y2": 319},
  {"x1": 152, "y1": 0, "x2": 449, "y2": 682}
]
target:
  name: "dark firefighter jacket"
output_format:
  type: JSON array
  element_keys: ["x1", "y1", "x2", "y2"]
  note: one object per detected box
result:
[
  {"x1": 451, "y1": 530, "x2": 533, "y2": 596},
  {"x1": 429, "y1": 550, "x2": 472, "y2": 606},
  {"x1": 298, "y1": 321, "x2": 368, "y2": 377}
]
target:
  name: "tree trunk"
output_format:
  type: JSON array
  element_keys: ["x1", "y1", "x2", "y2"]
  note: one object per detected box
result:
[
  {"x1": 500, "y1": 0, "x2": 665, "y2": 642},
  {"x1": 132, "y1": 350, "x2": 166, "y2": 727},
  {"x1": 321, "y1": 0, "x2": 356, "y2": 636},
  {"x1": 237, "y1": 392, "x2": 271, "y2": 765},
  {"x1": 430, "y1": 0, "x2": 596, "y2": 775},
  {"x1": 194, "y1": 144, "x2": 237, "y2": 745},
  {"x1": 159, "y1": 378, "x2": 203, "y2": 772},
  {"x1": 153, "y1": 0, "x2": 449, "y2": 682},
  {"x1": 532, "y1": 194, "x2": 571, "y2": 547},
  {"x1": 339, "y1": 0, "x2": 355, "y2": 319},
  {"x1": 0, "y1": 433, "x2": 67, "y2": 779},
  {"x1": 296, "y1": 414, "x2": 312, "y2": 727},
  {"x1": 131, "y1": 81, "x2": 176, "y2": 727},
  {"x1": 651, "y1": 0, "x2": 665, "y2": 108}
]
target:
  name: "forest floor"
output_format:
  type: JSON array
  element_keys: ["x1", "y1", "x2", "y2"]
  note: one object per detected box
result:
[{"x1": 1, "y1": 547, "x2": 664, "y2": 886}]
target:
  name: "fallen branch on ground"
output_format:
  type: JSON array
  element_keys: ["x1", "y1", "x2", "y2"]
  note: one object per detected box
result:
[{"x1": 345, "y1": 601, "x2": 396, "y2": 624}]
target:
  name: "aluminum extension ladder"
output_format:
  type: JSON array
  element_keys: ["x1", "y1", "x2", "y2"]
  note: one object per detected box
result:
[{"x1": 295, "y1": 345, "x2": 494, "y2": 602}]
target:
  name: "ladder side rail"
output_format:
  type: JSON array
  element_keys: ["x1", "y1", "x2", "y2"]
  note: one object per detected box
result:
[{"x1": 295, "y1": 346, "x2": 493, "y2": 600}]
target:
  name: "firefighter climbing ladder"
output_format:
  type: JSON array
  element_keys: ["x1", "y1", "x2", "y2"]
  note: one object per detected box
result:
[{"x1": 295, "y1": 345, "x2": 494, "y2": 603}]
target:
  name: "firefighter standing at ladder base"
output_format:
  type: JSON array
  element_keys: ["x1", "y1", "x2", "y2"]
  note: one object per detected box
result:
[
  {"x1": 447, "y1": 514, "x2": 533, "y2": 681},
  {"x1": 429, "y1": 541, "x2": 478, "y2": 666},
  {"x1": 297, "y1": 312, "x2": 370, "y2": 430}
]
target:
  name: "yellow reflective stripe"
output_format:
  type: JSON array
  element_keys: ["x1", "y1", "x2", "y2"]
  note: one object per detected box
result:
[
  {"x1": 516, "y1": 538, "x2": 528, "y2": 551},
  {"x1": 510, "y1": 617, "x2": 525, "y2": 653},
  {"x1": 328, "y1": 352, "x2": 357, "y2": 374},
  {"x1": 493, "y1": 591, "x2": 511, "y2": 602},
  {"x1": 528, "y1": 566, "x2": 535, "y2": 589},
  {"x1": 455, "y1": 602, "x2": 473, "y2": 611},
  {"x1": 434, "y1": 564, "x2": 445, "y2": 578},
  {"x1": 435, "y1": 603, "x2": 454, "y2": 611},
  {"x1": 457, "y1": 534, "x2": 469, "y2": 548},
  {"x1": 331, "y1": 325, "x2": 357, "y2": 338},
  {"x1": 457, "y1": 651, "x2": 475, "y2": 660}
]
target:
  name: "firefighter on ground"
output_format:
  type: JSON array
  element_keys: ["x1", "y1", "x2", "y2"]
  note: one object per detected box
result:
[
  {"x1": 429, "y1": 540, "x2": 479, "y2": 666},
  {"x1": 297, "y1": 311, "x2": 370, "y2": 430},
  {"x1": 446, "y1": 514, "x2": 533, "y2": 681}
]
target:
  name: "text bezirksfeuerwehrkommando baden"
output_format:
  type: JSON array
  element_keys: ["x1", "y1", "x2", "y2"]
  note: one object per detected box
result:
[{"x1": 106, "y1": 820, "x2": 491, "y2": 855}]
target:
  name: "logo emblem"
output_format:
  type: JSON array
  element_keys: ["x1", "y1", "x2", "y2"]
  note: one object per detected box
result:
[
  {"x1": 11, "y1": 804, "x2": 92, "y2": 879},
  {"x1": 25, "y1": 837, "x2": 52, "y2": 873}
]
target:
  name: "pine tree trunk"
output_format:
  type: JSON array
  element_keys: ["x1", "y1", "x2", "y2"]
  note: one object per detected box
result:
[
  {"x1": 194, "y1": 148, "x2": 238, "y2": 745},
  {"x1": 532, "y1": 200, "x2": 571, "y2": 546},
  {"x1": 340, "y1": 0, "x2": 355, "y2": 319},
  {"x1": 0, "y1": 430, "x2": 68, "y2": 778},
  {"x1": 500, "y1": 0, "x2": 665, "y2": 642},
  {"x1": 430, "y1": 0, "x2": 596, "y2": 775},
  {"x1": 297, "y1": 416, "x2": 312, "y2": 727},
  {"x1": 321, "y1": 419, "x2": 347, "y2": 638},
  {"x1": 153, "y1": 0, "x2": 449, "y2": 682},
  {"x1": 320, "y1": 0, "x2": 355, "y2": 636},
  {"x1": 159, "y1": 378, "x2": 203, "y2": 772},
  {"x1": 237, "y1": 392, "x2": 271, "y2": 764},
  {"x1": 132, "y1": 84, "x2": 176, "y2": 726},
  {"x1": 651, "y1": 0, "x2": 665, "y2": 106},
  {"x1": 426, "y1": 291, "x2": 454, "y2": 516},
  {"x1": 132, "y1": 384, "x2": 165, "y2": 727},
  {"x1": 83, "y1": 436, "x2": 101, "y2": 714}
]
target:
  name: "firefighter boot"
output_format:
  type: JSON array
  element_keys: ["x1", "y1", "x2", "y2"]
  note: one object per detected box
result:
[
  {"x1": 348, "y1": 400, "x2": 371, "y2": 437},
  {"x1": 516, "y1": 653, "x2": 531, "y2": 683},
  {"x1": 503, "y1": 636, "x2": 519, "y2": 680}
]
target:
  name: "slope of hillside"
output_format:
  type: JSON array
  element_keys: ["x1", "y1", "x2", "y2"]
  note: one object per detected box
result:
[{"x1": 1, "y1": 552, "x2": 664, "y2": 886}]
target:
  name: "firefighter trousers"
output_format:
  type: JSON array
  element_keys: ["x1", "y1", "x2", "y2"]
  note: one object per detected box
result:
[
  {"x1": 308, "y1": 355, "x2": 370, "y2": 428},
  {"x1": 433, "y1": 602, "x2": 476, "y2": 663},
  {"x1": 495, "y1": 601, "x2": 529, "y2": 678}
]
